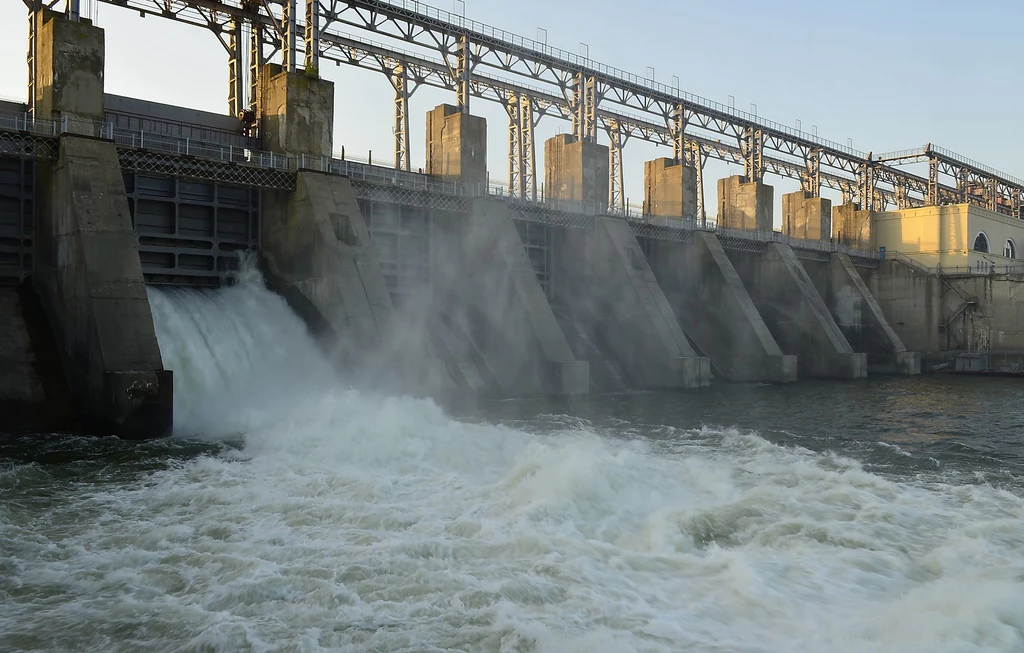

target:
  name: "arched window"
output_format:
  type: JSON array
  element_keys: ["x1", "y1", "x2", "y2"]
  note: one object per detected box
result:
[
  {"x1": 1005, "y1": 239, "x2": 1017, "y2": 259},
  {"x1": 974, "y1": 232, "x2": 990, "y2": 254}
]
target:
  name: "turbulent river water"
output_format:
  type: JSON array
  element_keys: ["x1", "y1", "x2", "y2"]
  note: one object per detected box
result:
[{"x1": 3, "y1": 269, "x2": 1024, "y2": 652}]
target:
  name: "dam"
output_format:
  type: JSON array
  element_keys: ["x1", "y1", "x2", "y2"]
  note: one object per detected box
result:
[{"x1": 7, "y1": 1, "x2": 1024, "y2": 438}]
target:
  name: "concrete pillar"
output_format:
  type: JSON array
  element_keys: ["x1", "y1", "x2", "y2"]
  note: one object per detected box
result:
[
  {"x1": 431, "y1": 199, "x2": 588, "y2": 396},
  {"x1": 425, "y1": 104, "x2": 487, "y2": 190},
  {"x1": 553, "y1": 217, "x2": 711, "y2": 389},
  {"x1": 717, "y1": 175, "x2": 773, "y2": 231},
  {"x1": 648, "y1": 232, "x2": 797, "y2": 383},
  {"x1": 34, "y1": 10, "x2": 105, "y2": 125},
  {"x1": 261, "y1": 171, "x2": 454, "y2": 395},
  {"x1": 30, "y1": 13, "x2": 172, "y2": 438},
  {"x1": 782, "y1": 191, "x2": 832, "y2": 241},
  {"x1": 832, "y1": 203, "x2": 874, "y2": 249},
  {"x1": 823, "y1": 253, "x2": 921, "y2": 374},
  {"x1": 728, "y1": 244, "x2": 868, "y2": 379},
  {"x1": 644, "y1": 158, "x2": 697, "y2": 219},
  {"x1": 259, "y1": 64, "x2": 335, "y2": 158},
  {"x1": 544, "y1": 135, "x2": 609, "y2": 211},
  {"x1": 34, "y1": 136, "x2": 173, "y2": 437}
]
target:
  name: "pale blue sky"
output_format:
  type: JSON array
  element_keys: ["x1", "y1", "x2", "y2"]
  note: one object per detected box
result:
[{"x1": 1, "y1": 0, "x2": 1020, "y2": 223}]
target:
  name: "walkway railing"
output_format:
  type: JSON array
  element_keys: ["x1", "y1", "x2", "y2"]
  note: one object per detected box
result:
[{"x1": 0, "y1": 108, "x2": 881, "y2": 261}]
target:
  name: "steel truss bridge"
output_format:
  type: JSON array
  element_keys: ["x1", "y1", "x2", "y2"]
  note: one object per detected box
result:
[{"x1": 20, "y1": 0, "x2": 1024, "y2": 221}]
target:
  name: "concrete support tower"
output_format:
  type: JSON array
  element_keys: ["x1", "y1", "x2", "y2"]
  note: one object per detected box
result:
[
  {"x1": 426, "y1": 103, "x2": 487, "y2": 191},
  {"x1": 718, "y1": 176, "x2": 774, "y2": 231},
  {"x1": 782, "y1": 191, "x2": 832, "y2": 241},
  {"x1": 644, "y1": 158, "x2": 698, "y2": 220},
  {"x1": 833, "y1": 203, "x2": 874, "y2": 249},
  {"x1": 544, "y1": 134, "x2": 609, "y2": 211}
]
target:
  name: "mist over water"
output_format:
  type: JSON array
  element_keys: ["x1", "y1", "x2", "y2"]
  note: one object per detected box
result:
[{"x1": 3, "y1": 267, "x2": 1024, "y2": 652}]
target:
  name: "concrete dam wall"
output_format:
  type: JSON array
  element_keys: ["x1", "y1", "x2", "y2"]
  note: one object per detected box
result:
[{"x1": 0, "y1": 10, "x2": 945, "y2": 440}]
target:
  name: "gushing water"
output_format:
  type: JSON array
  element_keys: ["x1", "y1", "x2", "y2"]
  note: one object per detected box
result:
[{"x1": 2, "y1": 268, "x2": 1024, "y2": 652}]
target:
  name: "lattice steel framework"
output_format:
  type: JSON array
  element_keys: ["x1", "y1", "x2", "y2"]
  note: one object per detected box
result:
[
  {"x1": 505, "y1": 93, "x2": 537, "y2": 201},
  {"x1": 21, "y1": 0, "x2": 1024, "y2": 217}
]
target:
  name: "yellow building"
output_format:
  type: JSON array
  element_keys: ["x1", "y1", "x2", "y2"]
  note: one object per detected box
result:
[{"x1": 873, "y1": 204, "x2": 1024, "y2": 270}]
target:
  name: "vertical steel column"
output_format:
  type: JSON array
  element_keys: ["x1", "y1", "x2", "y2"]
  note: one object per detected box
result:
[
  {"x1": 27, "y1": 1, "x2": 39, "y2": 117},
  {"x1": 304, "y1": 0, "x2": 319, "y2": 72},
  {"x1": 249, "y1": 22, "x2": 264, "y2": 110},
  {"x1": 801, "y1": 150, "x2": 821, "y2": 197},
  {"x1": 506, "y1": 95, "x2": 520, "y2": 197},
  {"x1": 456, "y1": 35, "x2": 470, "y2": 113},
  {"x1": 987, "y1": 178, "x2": 999, "y2": 212},
  {"x1": 521, "y1": 94, "x2": 537, "y2": 201},
  {"x1": 741, "y1": 127, "x2": 764, "y2": 182},
  {"x1": 282, "y1": 0, "x2": 297, "y2": 72},
  {"x1": 927, "y1": 156, "x2": 939, "y2": 206},
  {"x1": 571, "y1": 73, "x2": 584, "y2": 142},
  {"x1": 671, "y1": 104, "x2": 686, "y2": 162},
  {"x1": 607, "y1": 120, "x2": 624, "y2": 213},
  {"x1": 894, "y1": 178, "x2": 909, "y2": 209},
  {"x1": 684, "y1": 140, "x2": 705, "y2": 224},
  {"x1": 392, "y1": 64, "x2": 410, "y2": 171},
  {"x1": 857, "y1": 163, "x2": 876, "y2": 212},
  {"x1": 67, "y1": 0, "x2": 80, "y2": 20},
  {"x1": 228, "y1": 19, "x2": 245, "y2": 117},
  {"x1": 584, "y1": 75, "x2": 597, "y2": 143}
]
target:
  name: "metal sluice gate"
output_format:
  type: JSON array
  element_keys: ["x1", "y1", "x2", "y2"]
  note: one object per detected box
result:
[{"x1": 125, "y1": 172, "x2": 261, "y2": 286}]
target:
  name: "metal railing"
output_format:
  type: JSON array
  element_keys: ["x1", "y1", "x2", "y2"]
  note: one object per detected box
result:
[{"x1": 0, "y1": 108, "x2": 880, "y2": 261}]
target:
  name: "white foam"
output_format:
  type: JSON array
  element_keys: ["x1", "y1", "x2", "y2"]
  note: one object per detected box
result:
[{"x1": 3, "y1": 268, "x2": 1023, "y2": 652}]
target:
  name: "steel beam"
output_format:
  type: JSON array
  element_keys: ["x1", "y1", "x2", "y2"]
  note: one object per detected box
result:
[
  {"x1": 282, "y1": 0, "x2": 297, "y2": 72},
  {"x1": 606, "y1": 119, "x2": 625, "y2": 213},
  {"x1": 304, "y1": 0, "x2": 319, "y2": 72},
  {"x1": 390, "y1": 63, "x2": 410, "y2": 171},
  {"x1": 228, "y1": 19, "x2": 245, "y2": 116}
]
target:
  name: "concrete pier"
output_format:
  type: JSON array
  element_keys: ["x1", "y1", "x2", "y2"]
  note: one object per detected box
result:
[
  {"x1": 833, "y1": 203, "x2": 874, "y2": 249},
  {"x1": 730, "y1": 244, "x2": 867, "y2": 379},
  {"x1": 648, "y1": 232, "x2": 797, "y2": 382},
  {"x1": 822, "y1": 254, "x2": 921, "y2": 374},
  {"x1": 262, "y1": 172, "x2": 391, "y2": 354},
  {"x1": 545, "y1": 135, "x2": 609, "y2": 210},
  {"x1": 644, "y1": 158, "x2": 697, "y2": 219},
  {"x1": 29, "y1": 12, "x2": 172, "y2": 437},
  {"x1": 555, "y1": 218, "x2": 711, "y2": 388},
  {"x1": 782, "y1": 191, "x2": 831, "y2": 241},
  {"x1": 426, "y1": 104, "x2": 487, "y2": 190},
  {"x1": 717, "y1": 176, "x2": 773, "y2": 231},
  {"x1": 432, "y1": 200, "x2": 588, "y2": 396},
  {"x1": 36, "y1": 135, "x2": 173, "y2": 436}
]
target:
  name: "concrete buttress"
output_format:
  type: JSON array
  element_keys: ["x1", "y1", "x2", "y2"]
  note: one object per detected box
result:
[
  {"x1": 431, "y1": 199, "x2": 588, "y2": 396},
  {"x1": 823, "y1": 253, "x2": 921, "y2": 374},
  {"x1": 554, "y1": 217, "x2": 711, "y2": 389},
  {"x1": 261, "y1": 170, "x2": 453, "y2": 394},
  {"x1": 730, "y1": 243, "x2": 868, "y2": 379},
  {"x1": 647, "y1": 232, "x2": 797, "y2": 382},
  {"x1": 35, "y1": 135, "x2": 173, "y2": 437}
]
